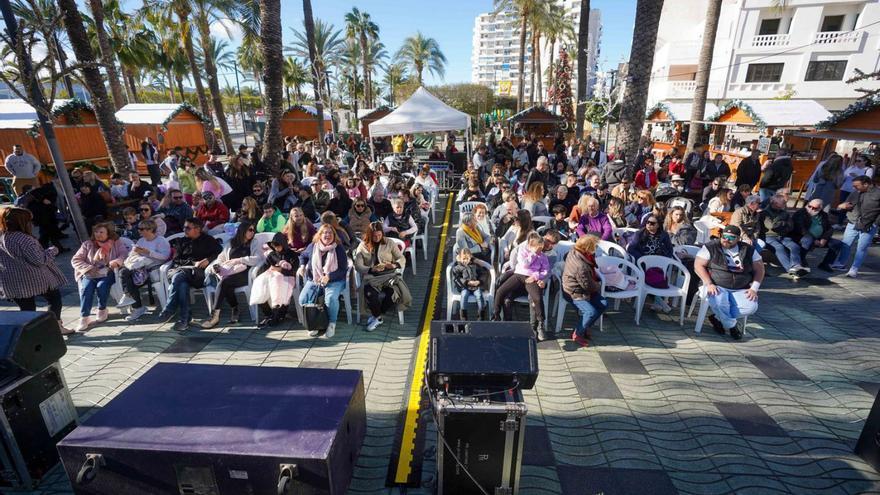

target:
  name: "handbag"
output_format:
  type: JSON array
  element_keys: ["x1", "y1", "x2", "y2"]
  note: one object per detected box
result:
[
  {"x1": 302, "y1": 293, "x2": 329, "y2": 332},
  {"x1": 645, "y1": 267, "x2": 669, "y2": 289}
]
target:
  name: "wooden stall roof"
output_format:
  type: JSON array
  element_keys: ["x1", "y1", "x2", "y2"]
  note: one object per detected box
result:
[
  {"x1": 358, "y1": 106, "x2": 394, "y2": 137},
  {"x1": 705, "y1": 99, "x2": 831, "y2": 129},
  {"x1": 115, "y1": 103, "x2": 209, "y2": 126},
  {"x1": 507, "y1": 105, "x2": 563, "y2": 124},
  {"x1": 796, "y1": 97, "x2": 880, "y2": 142},
  {"x1": 645, "y1": 101, "x2": 719, "y2": 122},
  {"x1": 282, "y1": 104, "x2": 333, "y2": 121}
]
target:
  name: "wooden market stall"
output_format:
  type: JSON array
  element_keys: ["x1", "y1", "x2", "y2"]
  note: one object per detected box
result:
[
  {"x1": 507, "y1": 106, "x2": 563, "y2": 149},
  {"x1": 644, "y1": 101, "x2": 719, "y2": 156},
  {"x1": 795, "y1": 97, "x2": 880, "y2": 163},
  {"x1": 358, "y1": 106, "x2": 393, "y2": 137},
  {"x1": 116, "y1": 103, "x2": 210, "y2": 168},
  {"x1": 0, "y1": 99, "x2": 111, "y2": 177},
  {"x1": 280, "y1": 104, "x2": 333, "y2": 140},
  {"x1": 704, "y1": 99, "x2": 831, "y2": 187}
]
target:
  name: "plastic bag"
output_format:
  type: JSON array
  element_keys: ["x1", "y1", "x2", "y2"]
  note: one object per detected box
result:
[{"x1": 249, "y1": 271, "x2": 271, "y2": 305}]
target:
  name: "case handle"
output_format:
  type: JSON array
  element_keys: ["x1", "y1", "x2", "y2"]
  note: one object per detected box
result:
[
  {"x1": 277, "y1": 463, "x2": 298, "y2": 495},
  {"x1": 76, "y1": 453, "x2": 105, "y2": 485}
]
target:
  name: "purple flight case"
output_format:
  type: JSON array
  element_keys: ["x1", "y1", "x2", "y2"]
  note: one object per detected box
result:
[{"x1": 57, "y1": 363, "x2": 365, "y2": 495}]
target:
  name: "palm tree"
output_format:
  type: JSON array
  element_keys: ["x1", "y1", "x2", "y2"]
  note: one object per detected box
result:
[
  {"x1": 615, "y1": 0, "x2": 664, "y2": 162},
  {"x1": 344, "y1": 7, "x2": 379, "y2": 108},
  {"x1": 574, "y1": 0, "x2": 590, "y2": 138},
  {"x1": 283, "y1": 56, "x2": 308, "y2": 105},
  {"x1": 288, "y1": 17, "x2": 344, "y2": 110},
  {"x1": 528, "y1": 1, "x2": 555, "y2": 105},
  {"x1": 543, "y1": 3, "x2": 574, "y2": 108},
  {"x1": 258, "y1": 0, "x2": 283, "y2": 172},
  {"x1": 86, "y1": 0, "x2": 127, "y2": 109},
  {"x1": 57, "y1": 0, "x2": 133, "y2": 174},
  {"x1": 382, "y1": 62, "x2": 407, "y2": 106},
  {"x1": 11, "y1": 0, "x2": 76, "y2": 98},
  {"x1": 237, "y1": 34, "x2": 264, "y2": 102},
  {"x1": 686, "y1": 0, "x2": 722, "y2": 151},
  {"x1": 494, "y1": 0, "x2": 539, "y2": 111},
  {"x1": 301, "y1": 0, "x2": 325, "y2": 142},
  {"x1": 395, "y1": 32, "x2": 446, "y2": 86},
  {"x1": 192, "y1": 0, "x2": 237, "y2": 155}
]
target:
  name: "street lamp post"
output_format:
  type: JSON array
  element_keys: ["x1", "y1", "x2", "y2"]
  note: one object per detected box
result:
[
  {"x1": 604, "y1": 69, "x2": 618, "y2": 150},
  {"x1": 233, "y1": 60, "x2": 248, "y2": 147}
]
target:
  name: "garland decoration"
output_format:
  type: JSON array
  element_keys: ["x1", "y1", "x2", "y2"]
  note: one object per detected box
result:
[
  {"x1": 548, "y1": 47, "x2": 575, "y2": 132},
  {"x1": 645, "y1": 101, "x2": 674, "y2": 121},
  {"x1": 51, "y1": 98, "x2": 93, "y2": 126},
  {"x1": 160, "y1": 102, "x2": 211, "y2": 130},
  {"x1": 816, "y1": 96, "x2": 880, "y2": 129},
  {"x1": 705, "y1": 100, "x2": 768, "y2": 130}
]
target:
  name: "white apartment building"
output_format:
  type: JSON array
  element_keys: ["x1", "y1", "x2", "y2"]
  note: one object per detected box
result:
[
  {"x1": 647, "y1": 0, "x2": 880, "y2": 112},
  {"x1": 471, "y1": 2, "x2": 602, "y2": 103}
]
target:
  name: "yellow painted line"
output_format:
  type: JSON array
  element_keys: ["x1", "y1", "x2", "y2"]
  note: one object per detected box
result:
[{"x1": 394, "y1": 193, "x2": 454, "y2": 484}]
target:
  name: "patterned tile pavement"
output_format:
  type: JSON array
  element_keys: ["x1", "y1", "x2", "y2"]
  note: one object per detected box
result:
[{"x1": 4, "y1": 196, "x2": 880, "y2": 494}]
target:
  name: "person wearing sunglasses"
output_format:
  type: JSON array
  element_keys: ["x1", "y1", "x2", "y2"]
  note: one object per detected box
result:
[
  {"x1": 790, "y1": 199, "x2": 840, "y2": 273},
  {"x1": 138, "y1": 201, "x2": 167, "y2": 237},
  {"x1": 158, "y1": 188, "x2": 193, "y2": 236},
  {"x1": 117, "y1": 220, "x2": 171, "y2": 321},
  {"x1": 694, "y1": 225, "x2": 765, "y2": 340},
  {"x1": 201, "y1": 221, "x2": 263, "y2": 329},
  {"x1": 627, "y1": 214, "x2": 675, "y2": 313}
]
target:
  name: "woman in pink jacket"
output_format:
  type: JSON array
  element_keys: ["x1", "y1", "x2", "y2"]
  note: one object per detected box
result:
[
  {"x1": 492, "y1": 232, "x2": 550, "y2": 340},
  {"x1": 71, "y1": 222, "x2": 129, "y2": 332}
]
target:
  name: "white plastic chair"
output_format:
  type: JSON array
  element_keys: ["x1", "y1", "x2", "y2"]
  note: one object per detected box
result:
[
  {"x1": 636, "y1": 255, "x2": 691, "y2": 326},
  {"x1": 673, "y1": 245, "x2": 701, "y2": 263},
  {"x1": 389, "y1": 237, "x2": 417, "y2": 275},
  {"x1": 203, "y1": 232, "x2": 274, "y2": 323},
  {"x1": 555, "y1": 240, "x2": 574, "y2": 261},
  {"x1": 595, "y1": 256, "x2": 645, "y2": 331},
  {"x1": 413, "y1": 209, "x2": 430, "y2": 260},
  {"x1": 694, "y1": 220, "x2": 712, "y2": 245},
  {"x1": 353, "y1": 268, "x2": 405, "y2": 325},
  {"x1": 445, "y1": 258, "x2": 496, "y2": 320},
  {"x1": 597, "y1": 240, "x2": 627, "y2": 259},
  {"x1": 457, "y1": 201, "x2": 485, "y2": 227},
  {"x1": 295, "y1": 262, "x2": 354, "y2": 325},
  {"x1": 531, "y1": 215, "x2": 553, "y2": 228},
  {"x1": 300, "y1": 176, "x2": 318, "y2": 188},
  {"x1": 612, "y1": 227, "x2": 639, "y2": 246},
  {"x1": 688, "y1": 285, "x2": 750, "y2": 336}
]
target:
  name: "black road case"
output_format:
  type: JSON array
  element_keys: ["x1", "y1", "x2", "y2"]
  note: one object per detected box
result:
[
  {"x1": 0, "y1": 362, "x2": 77, "y2": 490},
  {"x1": 435, "y1": 388, "x2": 527, "y2": 495},
  {"x1": 57, "y1": 363, "x2": 366, "y2": 495}
]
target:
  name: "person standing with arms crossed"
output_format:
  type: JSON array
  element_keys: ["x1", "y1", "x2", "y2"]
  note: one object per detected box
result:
[{"x1": 4, "y1": 145, "x2": 41, "y2": 195}]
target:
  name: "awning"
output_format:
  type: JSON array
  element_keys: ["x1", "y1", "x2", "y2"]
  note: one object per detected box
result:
[{"x1": 793, "y1": 129, "x2": 880, "y2": 142}]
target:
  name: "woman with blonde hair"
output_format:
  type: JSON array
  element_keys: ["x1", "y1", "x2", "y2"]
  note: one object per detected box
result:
[
  {"x1": 353, "y1": 222, "x2": 410, "y2": 332},
  {"x1": 0, "y1": 207, "x2": 71, "y2": 334},
  {"x1": 664, "y1": 206, "x2": 697, "y2": 246},
  {"x1": 238, "y1": 196, "x2": 260, "y2": 223},
  {"x1": 626, "y1": 189, "x2": 656, "y2": 226},
  {"x1": 561, "y1": 234, "x2": 606, "y2": 347},
  {"x1": 285, "y1": 207, "x2": 316, "y2": 253},
  {"x1": 71, "y1": 221, "x2": 130, "y2": 331},
  {"x1": 606, "y1": 197, "x2": 628, "y2": 228},
  {"x1": 522, "y1": 181, "x2": 549, "y2": 217},
  {"x1": 195, "y1": 168, "x2": 225, "y2": 199},
  {"x1": 297, "y1": 224, "x2": 349, "y2": 338}
]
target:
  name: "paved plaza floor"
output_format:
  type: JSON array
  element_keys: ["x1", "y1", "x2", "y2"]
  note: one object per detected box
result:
[{"x1": 5, "y1": 195, "x2": 880, "y2": 494}]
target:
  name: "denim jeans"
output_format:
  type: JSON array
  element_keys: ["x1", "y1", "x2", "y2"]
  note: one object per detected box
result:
[
  {"x1": 758, "y1": 188, "x2": 777, "y2": 207},
  {"x1": 707, "y1": 286, "x2": 758, "y2": 330},
  {"x1": 164, "y1": 269, "x2": 205, "y2": 322},
  {"x1": 565, "y1": 293, "x2": 607, "y2": 338},
  {"x1": 835, "y1": 223, "x2": 878, "y2": 270},
  {"x1": 78, "y1": 272, "x2": 115, "y2": 317},
  {"x1": 764, "y1": 236, "x2": 801, "y2": 271},
  {"x1": 798, "y1": 235, "x2": 842, "y2": 266},
  {"x1": 460, "y1": 288, "x2": 485, "y2": 311},
  {"x1": 299, "y1": 279, "x2": 346, "y2": 323}
]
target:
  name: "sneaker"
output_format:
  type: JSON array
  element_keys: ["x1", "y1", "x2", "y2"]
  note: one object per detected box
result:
[
  {"x1": 74, "y1": 317, "x2": 92, "y2": 333},
  {"x1": 95, "y1": 309, "x2": 109, "y2": 323},
  {"x1": 58, "y1": 320, "x2": 75, "y2": 335},
  {"x1": 154, "y1": 310, "x2": 176, "y2": 324},
  {"x1": 846, "y1": 268, "x2": 859, "y2": 278},
  {"x1": 787, "y1": 265, "x2": 799, "y2": 275},
  {"x1": 729, "y1": 324, "x2": 743, "y2": 341},
  {"x1": 830, "y1": 263, "x2": 848, "y2": 271},
  {"x1": 324, "y1": 322, "x2": 336, "y2": 338},
  {"x1": 125, "y1": 306, "x2": 148, "y2": 322},
  {"x1": 570, "y1": 331, "x2": 590, "y2": 347},
  {"x1": 172, "y1": 320, "x2": 189, "y2": 332},
  {"x1": 366, "y1": 316, "x2": 382, "y2": 332},
  {"x1": 307, "y1": 329, "x2": 320, "y2": 337},
  {"x1": 649, "y1": 303, "x2": 663, "y2": 312},
  {"x1": 657, "y1": 299, "x2": 672, "y2": 313},
  {"x1": 796, "y1": 268, "x2": 809, "y2": 278},
  {"x1": 707, "y1": 315, "x2": 726, "y2": 335},
  {"x1": 117, "y1": 295, "x2": 136, "y2": 307}
]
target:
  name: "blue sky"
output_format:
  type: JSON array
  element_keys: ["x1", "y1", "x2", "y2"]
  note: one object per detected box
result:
[{"x1": 239, "y1": 0, "x2": 637, "y2": 85}]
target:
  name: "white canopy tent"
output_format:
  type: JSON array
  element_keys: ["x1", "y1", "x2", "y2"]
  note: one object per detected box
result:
[{"x1": 368, "y1": 87, "x2": 472, "y2": 159}]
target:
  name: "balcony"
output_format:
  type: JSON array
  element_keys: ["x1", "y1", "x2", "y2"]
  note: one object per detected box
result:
[
  {"x1": 812, "y1": 30, "x2": 864, "y2": 50},
  {"x1": 751, "y1": 34, "x2": 790, "y2": 48},
  {"x1": 669, "y1": 80, "x2": 696, "y2": 98}
]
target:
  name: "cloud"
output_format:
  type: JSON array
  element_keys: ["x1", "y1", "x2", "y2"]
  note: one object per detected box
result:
[{"x1": 210, "y1": 18, "x2": 242, "y2": 40}]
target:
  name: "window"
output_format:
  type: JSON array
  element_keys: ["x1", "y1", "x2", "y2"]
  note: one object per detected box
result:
[
  {"x1": 745, "y1": 63, "x2": 784, "y2": 82},
  {"x1": 805, "y1": 60, "x2": 847, "y2": 81},
  {"x1": 759, "y1": 18, "x2": 781, "y2": 35},
  {"x1": 821, "y1": 15, "x2": 845, "y2": 32}
]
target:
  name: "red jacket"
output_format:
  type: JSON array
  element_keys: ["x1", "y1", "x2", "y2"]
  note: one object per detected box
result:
[
  {"x1": 668, "y1": 160, "x2": 685, "y2": 176},
  {"x1": 634, "y1": 169, "x2": 657, "y2": 190},
  {"x1": 196, "y1": 201, "x2": 230, "y2": 229}
]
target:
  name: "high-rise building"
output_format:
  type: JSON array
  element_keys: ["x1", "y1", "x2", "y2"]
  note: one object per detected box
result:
[
  {"x1": 471, "y1": 2, "x2": 602, "y2": 104},
  {"x1": 647, "y1": 0, "x2": 880, "y2": 111}
]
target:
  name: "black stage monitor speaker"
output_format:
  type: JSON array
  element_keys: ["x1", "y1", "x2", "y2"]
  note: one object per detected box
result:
[
  {"x1": 428, "y1": 321, "x2": 538, "y2": 390},
  {"x1": 57, "y1": 363, "x2": 366, "y2": 495},
  {"x1": 0, "y1": 312, "x2": 67, "y2": 383},
  {"x1": 856, "y1": 390, "x2": 880, "y2": 472}
]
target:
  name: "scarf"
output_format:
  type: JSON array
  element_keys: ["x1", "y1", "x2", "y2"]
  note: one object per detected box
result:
[
  {"x1": 582, "y1": 251, "x2": 600, "y2": 282},
  {"x1": 462, "y1": 223, "x2": 483, "y2": 246},
  {"x1": 311, "y1": 241, "x2": 338, "y2": 281},
  {"x1": 96, "y1": 239, "x2": 113, "y2": 259}
]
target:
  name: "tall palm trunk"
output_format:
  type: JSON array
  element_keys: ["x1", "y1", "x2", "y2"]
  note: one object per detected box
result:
[
  {"x1": 615, "y1": 0, "x2": 663, "y2": 162},
  {"x1": 687, "y1": 0, "x2": 722, "y2": 151},
  {"x1": 360, "y1": 32, "x2": 371, "y2": 108},
  {"x1": 124, "y1": 68, "x2": 140, "y2": 103},
  {"x1": 547, "y1": 37, "x2": 556, "y2": 109},
  {"x1": 177, "y1": 12, "x2": 216, "y2": 153},
  {"x1": 51, "y1": 33, "x2": 76, "y2": 98},
  {"x1": 516, "y1": 10, "x2": 528, "y2": 112},
  {"x1": 167, "y1": 69, "x2": 177, "y2": 103},
  {"x1": 87, "y1": 0, "x2": 126, "y2": 109},
  {"x1": 176, "y1": 75, "x2": 186, "y2": 103},
  {"x1": 575, "y1": 0, "x2": 590, "y2": 139},
  {"x1": 528, "y1": 30, "x2": 537, "y2": 106},
  {"x1": 196, "y1": 15, "x2": 234, "y2": 155},
  {"x1": 534, "y1": 32, "x2": 542, "y2": 106},
  {"x1": 259, "y1": 0, "x2": 284, "y2": 174},
  {"x1": 58, "y1": 0, "x2": 132, "y2": 174},
  {"x1": 303, "y1": 0, "x2": 325, "y2": 144}
]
